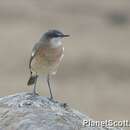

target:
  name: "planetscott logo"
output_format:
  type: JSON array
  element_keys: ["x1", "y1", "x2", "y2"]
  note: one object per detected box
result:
[{"x1": 83, "y1": 119, "x2": 130, "y2": 128}]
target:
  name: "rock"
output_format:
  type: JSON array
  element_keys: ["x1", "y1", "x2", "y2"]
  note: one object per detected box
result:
[{"x1": 0, "y1": 92, "x2": 122, "y2": 130}]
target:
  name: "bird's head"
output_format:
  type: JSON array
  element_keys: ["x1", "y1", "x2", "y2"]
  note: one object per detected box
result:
[
  {"x1": 45, "y1": 30, "x2": 70, "y2": 39},
  {"x1": 40, "y1": 30, "x2": 69, "y2": 47}
]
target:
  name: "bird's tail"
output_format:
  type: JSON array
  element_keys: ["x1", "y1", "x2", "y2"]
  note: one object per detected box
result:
[{"x1": 27, "y1": 75, "x2": 38, "y2": 86}]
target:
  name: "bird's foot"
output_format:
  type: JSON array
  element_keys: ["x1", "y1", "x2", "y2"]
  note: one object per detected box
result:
[
  {"x1": 48, "y1": 96, "x2": 55, "y2": 101},
  {"x1": 32, "y1": 92, "x2": 39, "y2": 97},
  {"x1": 48, "y1": 96, "x2": 58, "y2": 103}
]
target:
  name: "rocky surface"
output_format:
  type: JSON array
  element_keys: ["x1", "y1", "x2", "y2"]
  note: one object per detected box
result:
[{"x1": 0, "y1": 92, "x2": 122, "y2": 130}]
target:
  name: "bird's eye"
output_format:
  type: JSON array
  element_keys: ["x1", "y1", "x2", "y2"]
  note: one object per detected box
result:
[{"x1": 51, "y1": 33, "x2": 61, "y2": 38}]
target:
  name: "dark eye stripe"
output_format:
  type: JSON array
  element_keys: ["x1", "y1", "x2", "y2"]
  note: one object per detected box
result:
[
  {"x1": 45, "y1": 30, "x2": 64, "y2": 38},
  {"x1": 49, "y1": 32, "x2": 62, "y2": 38}
]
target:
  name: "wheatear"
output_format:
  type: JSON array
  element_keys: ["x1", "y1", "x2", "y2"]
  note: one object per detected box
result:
[{"x1": 27, "y1": 30, "x2": 69, "y2": 99}]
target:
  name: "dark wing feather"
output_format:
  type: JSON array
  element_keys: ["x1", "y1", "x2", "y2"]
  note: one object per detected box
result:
[{"x1": 29, "y1": 43, "x2": 40, "y2": 74}]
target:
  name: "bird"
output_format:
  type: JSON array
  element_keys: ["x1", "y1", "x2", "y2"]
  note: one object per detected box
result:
[{"x1": 27, "y1": 30, "x2": 69, "y2": 100}]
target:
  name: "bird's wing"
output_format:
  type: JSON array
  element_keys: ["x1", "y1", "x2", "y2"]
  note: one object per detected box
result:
[{"x1": 29, "y1": 43, "x2": 40, "y2": 72}]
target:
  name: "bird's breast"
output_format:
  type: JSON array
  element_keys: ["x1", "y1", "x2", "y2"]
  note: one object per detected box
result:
[
  {"x1": 37, "y1": 45, "x2": 64, "y2": 64},
  {"x1": 31, "y1": 45, "x2": 64, "y2": 74}
]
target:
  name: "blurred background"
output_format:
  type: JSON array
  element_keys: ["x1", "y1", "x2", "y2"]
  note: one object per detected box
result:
[{"x1": 0, "y1": 0, "x2": 129, "y2": 127}]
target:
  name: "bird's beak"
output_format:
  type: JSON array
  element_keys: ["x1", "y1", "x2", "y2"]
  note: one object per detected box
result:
[{"x1": 61, "y1": 34, "x2": 70, "y2": 37}]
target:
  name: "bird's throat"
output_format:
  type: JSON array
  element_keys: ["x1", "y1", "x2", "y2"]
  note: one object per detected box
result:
[{"x1": 50, "y1": 38, "x2": 62, "y2": 48}]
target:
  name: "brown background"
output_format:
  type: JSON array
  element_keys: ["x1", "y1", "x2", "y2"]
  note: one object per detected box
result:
[{"x1": 0, "y1": 0, "x2": 129, "y2": 127}]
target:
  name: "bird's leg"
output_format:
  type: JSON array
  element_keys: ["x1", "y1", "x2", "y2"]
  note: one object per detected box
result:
[
  {"x1": 47, "y1": 74, "x2": 53, "y2": 100},
  {"x1": 32, "y1": 75, "x2": 38, "y2": 96}
]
